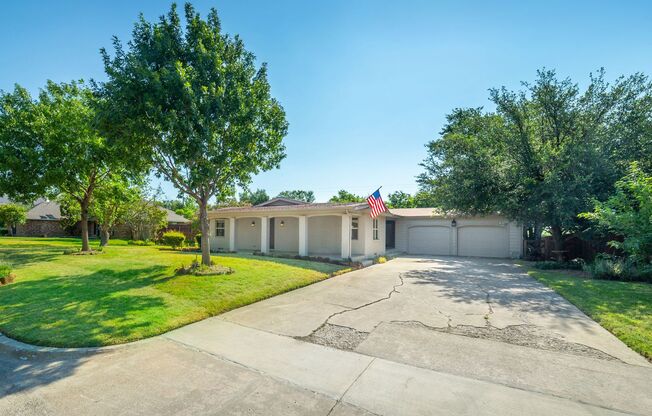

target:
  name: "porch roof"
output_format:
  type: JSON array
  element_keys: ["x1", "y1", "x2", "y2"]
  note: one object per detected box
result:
[{"x1": 208, "y1": 201, "x2": 372, "y2": 218}]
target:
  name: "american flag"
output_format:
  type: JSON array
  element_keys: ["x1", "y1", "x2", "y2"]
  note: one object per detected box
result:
[{"x1": 366, "y1": 189, "x2": 388, "y2": 218}]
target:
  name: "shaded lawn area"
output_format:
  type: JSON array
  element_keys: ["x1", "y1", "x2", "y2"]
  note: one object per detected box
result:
[
  {"x1": 526, "y1": 267, "x2": 652, "y2": 361},
  {"x1": 0, "y1": 237, "x2": 346, "y2": 347}
]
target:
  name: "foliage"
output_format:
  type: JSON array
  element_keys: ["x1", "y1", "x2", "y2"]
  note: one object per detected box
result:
[
  {"x1": 195, "y1": 232, "x2": 202, "y2": 247},
  {"x1": 0, "y1": 203, "x2": 27, "y2": 235},
  {"x1": 127, "y1": 239, "x2": 155, "y2": 246},
  {"x1": 418, "y1": 69, "x2": 652, "y2": 251},
  {"x1": 161, "y1": 197, "x2": 198, "y2": 231},
  {"x1": 582, "y1": 254, "x2": 652, "y2": 282},
  {"x1": 0, "y1": 261, "x2": 12, "y2": 278},
  {"x1": 91, "y1": 176, "x2": 144, "y2": 246},
  {"x1": 99, "y1": 3, "x2": 288, "y2": 265},
  {"x1": 161, "y1": 231, "x2": 186, "y2": 249},
  {"x1": 531, "y1": 259, "x2": 584, "y2": 270},
  {"x1": 329, "y1": 190, "x2": 365, "y2": 203},
  {"x1": 123, "y1": 197, "x2": 168, "y2": 241},
  {"x1": 0, "y1": 237, "x2": 344, "y2": 346},
  {"x1": 580, "y1": 163, "x2": 652, "y2": 264},
  {"x1": 0, "y1": 81, "x2": 129, "y2": 252},
  {"x1": 529, "y1": 268, "x2": 652, "y2": 360},
  {"x1": 276, "y1": 190, "x2": 315, "y2": 203},
  {"x1": 240, "y1": 188, "x2": 269, "y2": 205},
  {"x1": 387, "y1": 191, "x2": 415, "y2": 208}
]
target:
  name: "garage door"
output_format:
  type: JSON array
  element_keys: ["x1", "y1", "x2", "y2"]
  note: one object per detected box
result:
[
  {"x1": 408, "y1": 226, "x2": 451, "y2": 255},
  {"x1": 457, "y1": 226, "x2": 508, "y2": 258}
]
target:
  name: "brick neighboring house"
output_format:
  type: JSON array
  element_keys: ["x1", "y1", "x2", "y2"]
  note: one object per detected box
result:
[{"x1": 10, "y1": 200, "x2": 192, "y2": 239}]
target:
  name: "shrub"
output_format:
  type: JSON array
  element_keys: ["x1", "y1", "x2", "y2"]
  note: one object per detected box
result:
[
  {"x1": 533, "y1": 259, "x2": 584, "y2": 270},
  {"x1": 128, "y1": 239, "x2": 155, "y2": 246},
  {"x1": 195, "y1": 233, "x2": 202, "y2": 247},
  {"x1": 161, "y1": 231, "x2": 186, "y2": 249},
  {"x1": 375, "y1": 256, "x2": 387, "y2": 264},
  {"x1": 0, "y1": 262, "x2": 14, "y2": 285},
  {"x1": 583, "y1": 254, "x2": 652, "y2": 282}
]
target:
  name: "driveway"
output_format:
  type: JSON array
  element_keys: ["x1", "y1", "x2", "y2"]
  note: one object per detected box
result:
[{"x1": 1, "y1": 256, "x2": 651, "y2": 415}]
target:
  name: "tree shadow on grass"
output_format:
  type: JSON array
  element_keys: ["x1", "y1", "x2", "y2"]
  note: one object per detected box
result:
[
  {"x1": 0, "y1": 265, "x2": 173, "y2": 348},
  {"x1": 0, "y1": 244, "x2": 65, "y2": 267}
]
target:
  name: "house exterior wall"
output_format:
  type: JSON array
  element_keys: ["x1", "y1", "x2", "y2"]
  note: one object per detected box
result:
[
  {"x1": 273, "y1": 217, "x2": 299, "y2": 252},
  {"x1": 15, "y1": 220, "x2": 67, "y2": 237},
  {"x1": 363, "y1": 215, "x2": 386, "y2": 257},
  {"x1": 307, "y1": 216, "x2": 341, "y2": 255},
  {"x1": 395, "y1": 216, "x2": 522, "y2": 258},
  {"x1": 351, "y1": 214, "x2": 365, "y2": 256},
  {"x1": 209, "y1": 218, "x2": 231, "y2": 251},
  {"x1": 235, "y1": 217, "x2": 261, "y2": 251}
]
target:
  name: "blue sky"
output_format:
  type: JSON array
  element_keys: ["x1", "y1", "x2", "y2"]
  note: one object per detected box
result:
[{"x1": 2, "y1": 1, "x2": 651, "y2": 202}]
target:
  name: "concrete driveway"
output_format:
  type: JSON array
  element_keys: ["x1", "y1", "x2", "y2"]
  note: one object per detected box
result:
[{"x1": 2, "y1": 256, "x2": 651, "y2": 415}]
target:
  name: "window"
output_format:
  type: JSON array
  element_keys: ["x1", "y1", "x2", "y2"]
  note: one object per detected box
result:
[
  {"x1": 372, "y1": 218, "x2": 379, "y2": 240},
  {"x1": 216, "y1": 220, "x2": 225, "y2": 237},
  {"x1": 351, "y1": 217, "x2": 359, "y2": 240}
]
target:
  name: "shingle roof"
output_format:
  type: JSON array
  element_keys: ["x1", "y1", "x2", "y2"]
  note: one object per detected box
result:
[
  {"x1": 210, "y1": 201, "x2": 369, "y2": 214},
  {"x1": 26, "y1": 201, "x2": 62, "y2": 220},
  {"x1": 389, "y1": 208, "x2": 448, "y2": 217},
  {"x1": 162, "y1": 208, "x2": 192, "y2": 224}
]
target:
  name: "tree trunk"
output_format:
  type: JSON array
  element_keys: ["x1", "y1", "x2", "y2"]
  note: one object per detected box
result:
[
  {"x1": 100, "y1": 227, "x2": 110, "y2": 246},
  {"x1": 199, "y1": 201, "x2": 211, "y2": 266},
  {"x1": 551, "y1": 225, "x2": 564, "y2": 261},
  {"x1": 80, "y1": 198, "x2": 91, "y2": 252}
]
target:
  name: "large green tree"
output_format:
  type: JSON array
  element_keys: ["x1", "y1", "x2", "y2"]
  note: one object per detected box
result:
[
  {"x1": 329, "y1": 190, "x2": 365, "y2": 203},
  {"x1": 240, "y1": 188, "x2": 269, "y2": 205},
  {"x1": 100, "y1": 3, "x2": 288, "y2": 265},
  {"x1": 418, "y1": 69, "x2": 652, "y2": 251},
  {"x1": 276, "y1": 190, "x2": 315, "y2": 203},
  {"x1": 0, "y1": 81, "x2": 124, "y2": 251}
]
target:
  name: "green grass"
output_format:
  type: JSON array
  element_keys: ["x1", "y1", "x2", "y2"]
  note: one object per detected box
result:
[
  {"x1": 0, "y1": 237, "x2": 346, "y2": 347},
  {"x1": 526, "y1": 267, "x2": 652, "y2": 361}
]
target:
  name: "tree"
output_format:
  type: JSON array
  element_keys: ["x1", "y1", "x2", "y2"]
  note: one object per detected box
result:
[
  {"x1": 91, "y1": 177, "x2": 142, "y2": 246},
  {"x1": 123, "y1": 198, "x2": 168, "y2": 241},
  {"x1": 0, "y1": 81, "x2": 125, "y2": 252},
  {"x1": 161, "y1": 197, "x2": 199, "y2": 232},
  {"x1": 100, "y1": 4, "x2": 288, "y2": 265},
  {"x1": 328, "y1": 190, "x2": 364, "y2": 203},
  {"x1": 580, "y1": 163, "x2": 652, "y2": 264},
  {"x1": 418, "y1": 69, "x2": 652, "y2": 251},
  {"x1": 240, "y1": 188, "x2": 269, "y2": 205},
  {"x1": 276, "y1": 190, "x2": 314, "y2": 203},
  {"x1": 0, "y1": 204, "x2": 26, "y2": 236},
  {"x1": 387, "y1": 191, "x2": 415, "y2": 208}
]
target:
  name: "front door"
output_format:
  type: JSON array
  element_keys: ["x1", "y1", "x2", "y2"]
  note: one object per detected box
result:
[{"x1": 386, "y1": 220, "x2": 395, "y2": 249}]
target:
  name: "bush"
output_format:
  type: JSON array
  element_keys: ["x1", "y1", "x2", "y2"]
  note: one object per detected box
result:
[
  {"x1": 161, "y1": 231, "x2": 186, "y2": 249},
  {"x1": 583, "y1": 254, "x2": 652, "y2": 282},
  {"x1": 195, "y1": 233, "x2": 202, "y2": 247},
  {"x1": 375, "y1": 256, "x2": 387, "y2": 264},
  {"x1": 128, "y1": 239, "x2": 155, "y2": 246},
  {"x1": 0, "y1": 261, "x2": 14, "y2": 285},
  {"x1": 533, "y1": 259, "x2": 584, "y2": 270}
]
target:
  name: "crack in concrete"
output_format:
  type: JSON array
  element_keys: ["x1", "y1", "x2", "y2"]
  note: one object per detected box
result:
[
  {"x1": 298, "y1": 273, "x2": 406, "y2": 348},
  {"x1": 385, "y1": 320, "x2": 622, "y2": 362}
]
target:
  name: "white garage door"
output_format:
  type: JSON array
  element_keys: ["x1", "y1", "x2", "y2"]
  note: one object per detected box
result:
[
  {"x1": 408, "y1": 226, "x2": 451, "y2": 255},
  {"x1": 457, "y1": 226, "x2": 509, "y2": 258}
]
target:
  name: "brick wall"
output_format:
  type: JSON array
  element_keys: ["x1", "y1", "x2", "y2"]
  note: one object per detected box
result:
[{"x1": 15, "y1": 220, "x2": 68, "y2": 237}]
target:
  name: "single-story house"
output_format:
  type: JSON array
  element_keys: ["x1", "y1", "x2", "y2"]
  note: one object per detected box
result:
[
  {"x1": 207, "y1": 198, "x2": 523, "y2": 260},
  {"x1": 12, "y1": 200, "x2": 192, "y2": 239}
]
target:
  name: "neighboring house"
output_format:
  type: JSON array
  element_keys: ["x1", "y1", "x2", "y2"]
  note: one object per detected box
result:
[
  {"x1": 13, "y1": 200, "x2": 191, "y2": 239},
  {"x1": 207, "y1": 197, "x2": 523, "y2": 260}
]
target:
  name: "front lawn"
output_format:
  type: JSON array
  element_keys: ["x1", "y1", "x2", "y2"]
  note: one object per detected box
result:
[
  {"x1": 0, "y1": 237, "x2": 346, "y2": 347},
  {"x1": 526, "y1": 267, "x2": 652, "y2": 361}
]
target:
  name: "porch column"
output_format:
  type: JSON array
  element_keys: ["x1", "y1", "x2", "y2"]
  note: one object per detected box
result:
[
  {"x1": 341, "y1": 213, "x2": 351, "y2": 259},
  {"x1": 228, "y1": 218, "x2": 236, "y2": 251},
  {"x1": 260, "y1": 216, "x2": 269, "y2": 254},
  {"x1": 298, "y1": 215, "x2": 308, "y2": 256}
]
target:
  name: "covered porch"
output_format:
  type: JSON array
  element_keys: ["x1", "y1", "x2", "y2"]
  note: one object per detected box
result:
[{"x1": 207, "y1": 199, "x2": 392, "y2": 261}]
